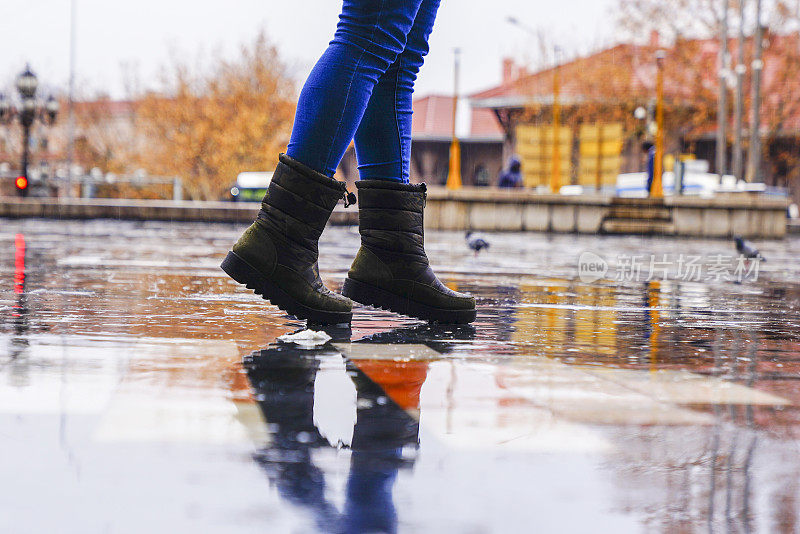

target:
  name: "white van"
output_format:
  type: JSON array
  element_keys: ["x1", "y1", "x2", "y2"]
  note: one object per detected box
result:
[{"x1": 230, "y1": 171, "x2": 273, "y2": 202}]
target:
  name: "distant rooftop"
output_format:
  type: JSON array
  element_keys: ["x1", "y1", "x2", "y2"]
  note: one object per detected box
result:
[{"x1": 411, "y1": 94, "x2": 503, "y2": 141}]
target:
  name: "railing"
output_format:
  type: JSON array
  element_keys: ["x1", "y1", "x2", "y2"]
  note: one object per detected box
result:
[{"x1": 0, "y1": 172, "x2": 183, "y2": 200}]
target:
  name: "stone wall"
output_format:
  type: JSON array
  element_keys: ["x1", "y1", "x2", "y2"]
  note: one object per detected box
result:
[
  {"x1": 424, "y1": 187, "x2": 789, "y2": 238},
  {"x1": 0, "y1": 189, "x2": 789, "y2": 238}
]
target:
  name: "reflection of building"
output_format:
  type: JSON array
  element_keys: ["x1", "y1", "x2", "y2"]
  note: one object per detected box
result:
[{"x1": 511, "y1": 280, "x2": 618, "y2": 360}]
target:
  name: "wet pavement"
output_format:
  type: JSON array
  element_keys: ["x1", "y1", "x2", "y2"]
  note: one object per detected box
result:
[{"x1": 2, "y1": 218, "x2": 800, "y2": 533}]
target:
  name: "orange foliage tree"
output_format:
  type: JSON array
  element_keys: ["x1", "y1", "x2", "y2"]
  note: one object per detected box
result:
[{"x1": 135, "y1": 32, "x2": 296, "y2": 200}]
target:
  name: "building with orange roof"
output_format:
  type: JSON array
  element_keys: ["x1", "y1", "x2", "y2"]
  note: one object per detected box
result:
[{"x1": 470, "y1": 31, "x2": 800, "y2": 202}]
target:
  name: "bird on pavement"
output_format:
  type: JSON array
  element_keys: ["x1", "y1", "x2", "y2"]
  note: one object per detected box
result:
[
  {"x1": 466, "y1": 231, "x2": 490, "y2": 255},
  {"x1": 734, "y1": 235, "x2": 766, "y2": 262}
]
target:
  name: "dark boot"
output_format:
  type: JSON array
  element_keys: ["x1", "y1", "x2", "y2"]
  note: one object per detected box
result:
[
  {"x1": 342, "y1": 180, "x2": 476, "y2": 324},
  {"x1": 221, "y1": 154, "x2": 354, "y2": 324}
]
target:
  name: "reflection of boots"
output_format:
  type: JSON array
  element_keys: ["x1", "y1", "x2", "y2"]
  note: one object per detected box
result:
[
  {"x1": 356, "y1": 323, "x2": 476, "y2": 354},
  {"x1": 342, "y1": 180, "x2": 476, "y2": 324},
  {"x1": 246, "y1": 348, "x2": 327, "y2": 450},
  {"x1": 246, "y1": 348, "x2": 338, "y2": 528},
  {"x1": 222, "y1": 154, "x2": 353, "y2": 324}
]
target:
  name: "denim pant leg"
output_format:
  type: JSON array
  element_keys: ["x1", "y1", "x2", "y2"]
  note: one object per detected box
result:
[
  {"x1": 286, "y1": 0, "x2": 425, "y2": 177},
  {"x1": 354, "y1": 0, "x2": 440, "y2": 183}
]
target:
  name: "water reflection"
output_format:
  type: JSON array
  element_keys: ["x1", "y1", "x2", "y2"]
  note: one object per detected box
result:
[
  {"x1": 3, "y1": 220, "x2": 800, "y2": 532},
  {"x1": 246, "y1": 339, "x2": 414, "y2": 531},
  {"x1": 11, "y1": 233, "x2": 29, "y2": 359},
  {"x1": 245, "y1": 323, "x2": 476, "y2": 533}
]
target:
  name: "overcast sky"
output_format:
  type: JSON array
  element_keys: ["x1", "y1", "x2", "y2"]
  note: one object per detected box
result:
[{"x1": 0, "y1": 0, "x2": 619, "y2": 100}]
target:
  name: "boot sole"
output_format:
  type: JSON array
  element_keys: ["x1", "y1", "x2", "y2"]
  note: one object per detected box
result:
[
  {"x1": 342, "y1": 277, "x2": 476, "y2": 324},
  {"x1": 221, "y1": 251, "x2": 352, "y2": 325}
]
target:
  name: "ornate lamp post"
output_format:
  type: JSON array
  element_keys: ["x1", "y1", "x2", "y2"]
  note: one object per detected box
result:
[
  {"x1": 0, "y1": 65, "x2": 59, "y2": 197},
  {"x1": 18, "y1": 66, "x2": 39, "y2": 192}
]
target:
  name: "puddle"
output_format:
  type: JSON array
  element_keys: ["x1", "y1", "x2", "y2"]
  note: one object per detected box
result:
[{"x1": 2, "y1": 219, "x2": 800, "y2": 532}]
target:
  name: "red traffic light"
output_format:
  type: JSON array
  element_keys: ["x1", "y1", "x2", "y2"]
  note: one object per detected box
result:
[{"x1": 15, "y1": 176, "x2": 28, "y2": 190}]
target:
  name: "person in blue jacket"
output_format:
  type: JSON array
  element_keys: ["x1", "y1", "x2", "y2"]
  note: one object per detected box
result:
[
  {"x1": 498, "y1": 156, "x2": 523, "y2": 188},
  {"x1": 642, "y1": 141, "x2": 655, "y2": 194}
]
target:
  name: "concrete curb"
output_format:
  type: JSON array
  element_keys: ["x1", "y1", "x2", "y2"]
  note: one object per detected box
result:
[{"x1": 0, "y1": 197, "x2": 357, "y2": 226}]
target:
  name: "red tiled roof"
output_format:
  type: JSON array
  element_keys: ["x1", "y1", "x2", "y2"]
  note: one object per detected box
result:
[
  {"x1": 412, "y1": 94, "x2": 454, "y2": 137},
  {"x1": 412, "y1": 94, "x2": 504, "y2": 139},
  {"x1": 469, "y1": 43, "x2": 660, "y2": 102},
  {"x1": 470, "y1": 107, "x2": 504, "y2": 137}
]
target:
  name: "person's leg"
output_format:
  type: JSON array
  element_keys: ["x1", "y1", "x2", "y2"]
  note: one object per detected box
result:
[
  {"x1": 223, "y1": 0, "x2": 427, "y2": 324},
  {"x1": 353, "y1": 0, "x2": 441, "y2": 183},
  {"x1": 341, "y1": 0, "x2": 475, "y2": 324},
  {"x1": 286, "y1": 0, "x2": 425, "y2": 177}
]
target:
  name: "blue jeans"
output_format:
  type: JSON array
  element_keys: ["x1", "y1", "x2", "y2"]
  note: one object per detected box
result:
[{"x1": 286, "y1": 0, "x2": 441, "y2": 183}]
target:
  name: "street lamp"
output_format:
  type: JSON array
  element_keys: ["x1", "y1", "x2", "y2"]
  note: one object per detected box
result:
[
  {"x1": 17, "y1": 66, "x2": 39, "y2": 195},
  {"x1": 16, "y1": 66, "x2": 38, "y2": 99},
  {"x1": 44, "y1": 96, "x2": 59, "y2": 125},
  {"x1": 506, "y1": 16, "x2": 536, "y2": 35},
  {"x1": 0, "y1": 64, "x2": 59, "y2": 197}
]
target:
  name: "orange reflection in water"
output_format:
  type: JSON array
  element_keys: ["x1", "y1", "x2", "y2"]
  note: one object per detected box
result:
[{"x1": 355, "y1": 360, "x2": 429, "y2": 413}]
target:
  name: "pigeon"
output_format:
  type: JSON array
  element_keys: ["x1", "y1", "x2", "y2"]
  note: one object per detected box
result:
[
  {"x1": 734, "y1": 235, "x2": 766, "y2": 262},
  {"x1": 466, "y1": 231, "x2": 490, "y2": 255}
]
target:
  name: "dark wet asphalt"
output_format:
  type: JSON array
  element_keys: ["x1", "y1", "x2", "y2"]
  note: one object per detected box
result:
[{"x1": 2, "y1": 218, "x2": 800, "y2": 533}]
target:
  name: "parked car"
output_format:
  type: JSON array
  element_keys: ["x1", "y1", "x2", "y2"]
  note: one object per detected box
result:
[
  {"x1": 229, "y1": 171, "x2": 273, "y2": 202},
  {"x1": 615, "y1": 159, "x2": 787, "y2": 198}
]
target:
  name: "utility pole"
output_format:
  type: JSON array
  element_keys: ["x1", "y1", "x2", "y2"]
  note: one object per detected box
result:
[
  {"x1": 746, "y1": 0, "x2": 764, "y2": 182},
  {"x1": 652, "y1": 50, "x2": 666, "y2": 199},
  {"x1": 67, "y1": 0, "x2": 77, "y2": 198},
  {"x1": 446, "y1": 48, "x2": 462, "y2": 190},
  {"x1": 732, "y1": 0, "x2": 746, "y2": 181},
  {"x1": 716, "y1": 0, "x2": 729, "y2": 179},
  {"x1": 551, "y1": 46, "x2": 562, "y2": 194}
]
